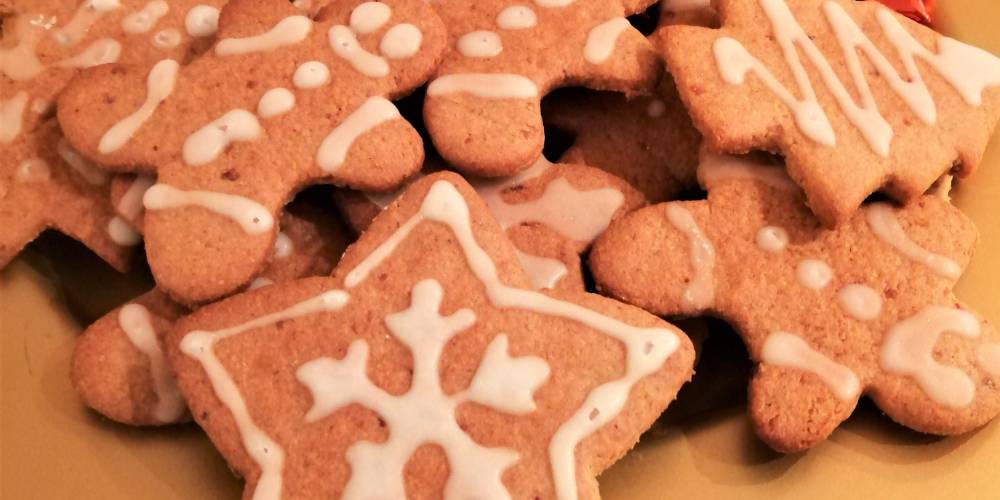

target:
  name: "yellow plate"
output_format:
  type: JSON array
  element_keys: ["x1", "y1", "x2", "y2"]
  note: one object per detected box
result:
[{"x1": 2, "y1": 2, "x2": 1000, "y2": 498}]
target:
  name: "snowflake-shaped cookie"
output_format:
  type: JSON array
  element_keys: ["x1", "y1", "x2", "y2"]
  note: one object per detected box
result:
[{"x1": 167, "y1": 172, "x2": 694, "y2": 498}]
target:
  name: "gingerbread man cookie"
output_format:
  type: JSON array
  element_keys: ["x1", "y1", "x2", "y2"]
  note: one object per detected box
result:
[
  {"x1": 1, "y1": 0, "x2": 227, "y2": 269},
  {"x1": 590, "y1": 149, "x2": 1000, "y2": 452},
  {"x1": 72, "y1": 205, "x2": 351, "y2": 426},
  {"x1": 56, "y1": 0, "x2": 448, "y2": 304},
  {"x1": 423, "y1": 0, "x2": 663, "y2": 177},
  {"x1": 166, "y1": 172, "x2": 694, "y2": 498},
  {"x1": 660, "y1": 0, "x2": 1000, "y2": 226}
]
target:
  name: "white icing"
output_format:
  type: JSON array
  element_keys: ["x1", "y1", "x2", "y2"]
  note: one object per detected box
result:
[
  {"x1": 496, "y1": 6, "x2": 537, "y2": 30},
  {"x1": 881, "y1": 306, "x2": 981, "y2": 407},
  {"x1": 58, "y1": 138, "x2": 109, "y2": 185},
  {"x1": 185, "y1": 5, "x2": 220, "y2": 37},
  {"x1": 427, "y1": 73, "x2": 538, "y2": 99},
  {"x1": 756, "y1": 226, "x2": 789, "y2": 252},
  {"x1": 152, "y1": 29, "x2": 182, "y2": 49},
  {"x1": 215, "y1": 15, "x2": 312, "y2": 56},
  {"x1": 328, "y1": 25, "x2": 389, "y2": 78},
  {"x1": 457, "y1": 31, "x2": 503, "y2": 59},
  {"x1": 117, "y1": 174, "x2": 156, "y2": 221},
  {"x1": 107, "y1": 215, "x2": 141, "y2": 246},
  {"x1": 796, "y1": 259, "x2": 832, "y2": 290},
  {"x1": 257, "y1": 88, "x2": 296, "y2": 118},
  {"x1": 181, "y1": 290, "x2": 350, "y2": 500},
  {"x1": 298, "y1": 280, "x2": 527, "y2": 499},
  {"x1": 248, "y1": 277, "x2": 275, "y2": 290},
  {"x1": 665, "y1": 204, "x2": 715, "y2": 310},
  {"x1": 1, "y1": 92, "x2": 30, "y2": 144},
  {"x1": 30, "y1": 98, "x2": 51, "y2": 114},
  {"x1": 477, "y1": 158, "x2": 625, "y2": 243},
  {"x1": 273, "y1": 232, "x2": 293, "y2": 259},
  {"x1": 583, "y1": 17, "x2": 630, "y2": 65},
  {"x1": 143, "y1": 184, "x2": 274, "y2": 235},
  {"x1": 99, "y1": 59, "x2": 179, "y2": 154},
  {"x1": 712, "y1": 1, "x2": 1000, "y2": 155},
  {"x1": 697, "y1": 151, "x2": 799, "y2": 192},
  {"x1": 118, "y1": 303, "x2": 186, "y2": 423},
  {"x1": 515, "y1": 249, "x2": 568, "y2": 290},
  {"x1": 866, "y1": 202, "x2": 961, "y2": 279},
  {"x1": 349, "y1": 2, "x2": 392, "y2": 34},
  {"x1": 0, "y1": 15, "x2": 51, "y2": 82},
  {"x1": 122, "y1": 1, "x2": 169, "y2": 34},
  {"x1": 977, "y1": 344, "x2": 1000, "y2": 376},
  {"x1": 379, "y1": 24, "x2": 422, "y2": 59},
  {"x1": 53, "y1": 0, "x2": 122, "y2": 47},
  {"x1": 762, "y1": 331, "x2": 861, "y2": 401},
  {"x1": 292, "y1": 61, "x2": 330, "y2": 89},
  {"x1": 836, "y1": 284, "x2": 882, "y2": 321},
  {"x1": 316, "y1": 97, "x2": 400, "y2": 172},
  {"x1": 646, "y1": 99, "x2": 666, "y2": 118},
  {"x1": 54, "y1": 38, "x2": 122, "y2": 69},
  {"x1": 16, "y1": 158, "x2": 51, "y2": 183},
  {"x1": 182, "y1": 110, "x2": 263, "y2": 166}
]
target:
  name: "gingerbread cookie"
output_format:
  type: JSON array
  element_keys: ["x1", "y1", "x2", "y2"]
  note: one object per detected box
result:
[
  {"x1": 543, "y1": 80, "x2": 701, "y2": 203},
  {"x1": 590, "y1": 149, "x2": 1000, "y2": 452},
  {"x1": 72, "y1": 205, "x2": 350, "y2": 426},
  {"x1": 166, "y1": 172, "x2": 694, "y2": 498},
  {"x1": 423, "y1": 0, "x2": 663, "y2": 177},
  {"x1": 660, "y1": 0, "x2": 1000, "y2": 226},
  {"x1": 0, "y1": 119, "x2": 135, "y2": 271},
  {"x1": 1, "y1": 0, "x2": 227, "y2": 269},
  {"x1": 57, "y1": 0, "x2": 447, "y2": 304},
  {"x1": 335, "y1": 155, "x2": 646, "y2": 290}
]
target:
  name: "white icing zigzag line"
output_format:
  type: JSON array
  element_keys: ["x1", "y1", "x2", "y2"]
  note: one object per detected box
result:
[
  {"x1": 865, "y1": 202, "x2": 961, "y2": 279},
  {"x1": 297, "y1": 279, "x2": 548, "y2": 499},
  {"x1": 183, "y1": 180, "x2": 679, "y2": 500},
  {"x1": 713, "y1": 0, "x2": 1000, "y2": 156}
]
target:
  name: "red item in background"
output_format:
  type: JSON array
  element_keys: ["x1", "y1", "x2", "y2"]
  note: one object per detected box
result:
[{"x1": 874, "y1": 0, "x2": 936, "y2": 25}]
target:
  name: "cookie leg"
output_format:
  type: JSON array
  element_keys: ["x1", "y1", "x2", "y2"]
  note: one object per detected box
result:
[{"x1": 748, "y1": 364, "x2": 859, "y2": 453}]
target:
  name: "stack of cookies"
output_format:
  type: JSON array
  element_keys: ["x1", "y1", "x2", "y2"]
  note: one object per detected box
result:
[{"x1": 2, "y1": 0, "x2": 999, "y2": 497}]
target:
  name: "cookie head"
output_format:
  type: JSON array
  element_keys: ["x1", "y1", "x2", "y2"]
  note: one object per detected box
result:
[
  {"x1": 591, "y1": 150, "x2": 1000, "y2": 452},
  {"x1": 660, "y1": 0, "x2": 1000, "y2": 226},
  {"x1": 167, "y1": 173, "x2": 694, "y2": 498}
]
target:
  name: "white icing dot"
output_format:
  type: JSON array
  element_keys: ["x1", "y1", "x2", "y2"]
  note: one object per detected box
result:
[
  {"x1": 646, "y1": 99, "x2": 666, "y2": 118},
  {"x1": 30, "y1": 98, "x2": 50, "y2": 114},
  {"x1": 497, "y1": 6, "x2": 537, "y2": 30},
  {"x1": 349, "y1": 2, "x2": 392, "y2": 34},
  {"x1": 16, "y1": 158, "x2": 50, "y2": 182},
  {"x1": 257, "y1": 88, "x2": 296, "y2": 118},
  {"x1": 185, "y1": 5, "x2": 220, "y2": 37},
  {"x1": 836, "y1": 285, "x2": 882, "y2": 321},
  {"x1": 796, "y1": 259, "x2": 832, "y2": 290},
  {"x1": 755, "y1": 226, "x2": 789, "y2": 252},
  {"x1": 457, "y1": 30, "x2": 502, "y2": 59},
  {"x1": 977, "y1": 344, "x2": 1000, "y2": 376},
  {"x1": 152, "y1": 28, "x2": 181, "y2": 49},
  {"x1": 107, "y1": 216, "x2": 141, "y2": 246},
  {"x1": 248, "y1": 277, "x2": 275, "y2": 290},
  {"x1": 274, "y1": 232, "x2": 293, "y2": 258},
  {"x1": 293, "y1": 61, "x2": 330, "y2": 89},
  {"x1": 379, "y1": 23, "x2": 422, "y2": 59}
]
